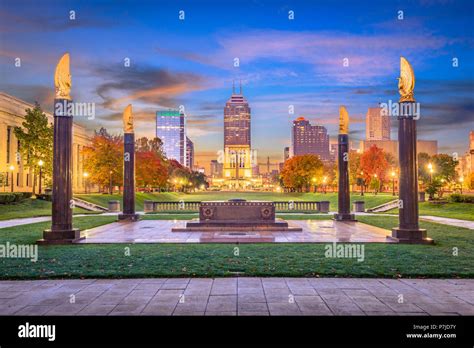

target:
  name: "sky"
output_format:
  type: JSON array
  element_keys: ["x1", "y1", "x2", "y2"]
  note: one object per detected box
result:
[{"x1": 1, "y1": 0, "x2": 473, "y2": 173}]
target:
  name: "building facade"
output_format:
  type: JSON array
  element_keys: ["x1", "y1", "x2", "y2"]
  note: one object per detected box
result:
[
  {"x1": 457, "y1": 131, "x2": 474, "y2": 186},
  {"x1": 210, "y1": 159, "x2": 223, "y2": 178},
  {"x1": 223, "y1": 85, "x2": 252, "y2": 187},
  {"x1": 0, "y1": 92, "x2": 90, "y2": 193},
  {"x1": 366, "y1": 106, "x2": 391, "y2": 141},
  {"x1": 291, "y1": 117, "x2": 330, "y2": 161},
  {"x1": 156, "y1": 110, "x2": 186, "y2": 166},
  {"x1": 186, "y1": 136, "x2": 194, "y2": 170}
]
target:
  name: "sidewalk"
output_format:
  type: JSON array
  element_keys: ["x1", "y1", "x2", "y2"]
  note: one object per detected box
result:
[{"x1": 0, "y1": 278, "x2": 472, "y2": 316}]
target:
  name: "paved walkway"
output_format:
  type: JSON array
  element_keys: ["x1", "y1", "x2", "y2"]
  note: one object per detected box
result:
[
  {"x1": 419, "y1": 215, "x2": 474, "y2": 230},
  {"x1": 0, "y1": 278, "x2": 472, "y2": 316},
  {"x1": 80, "y1": 219, "x2": 395, "y2": 243}
]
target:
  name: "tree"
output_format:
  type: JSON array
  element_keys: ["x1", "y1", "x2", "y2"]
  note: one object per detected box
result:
[
  {"x1": 360, "y1": 145, "x2": 388, "y2": 194},
  {"x1": 348, "y1": 151, "x2": 361, "y2": 186},
  {"x1": 13, "y1": 103, "x2": 53, "y2": 194},
  {"x1": 432, "y1": 154, "x2": 458, "y2": 184},
  {"x1": 417, "y1": 152, "x2": 431, "y2": 185},
  {"x1": 81, "y1": 128, "x2": 123, "y2": 192},
  {"x1": 135, "y1": 137, "x2": 168, "y2": 190},
  {"x1": 281, "y1": 155, "x2": 324, "y2": 192}
]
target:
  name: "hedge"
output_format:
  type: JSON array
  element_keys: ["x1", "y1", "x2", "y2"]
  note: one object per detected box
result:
[
  {"x1": 0, "y1": 192, "x2": 33, "y2": 204},
  {"x1": 449, "y1": 193, "x2": 474, "y2": 203}
]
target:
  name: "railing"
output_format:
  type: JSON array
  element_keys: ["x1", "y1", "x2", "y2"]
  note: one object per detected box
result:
[{"x1": 144, "y1": 201, "x2": 330, "y2": 213}]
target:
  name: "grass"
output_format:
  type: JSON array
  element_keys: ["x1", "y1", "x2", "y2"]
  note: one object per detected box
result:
[
  {"x1": 0, "y1": 198, "x2": 95, "y2": 221},
  {"x1": 75, "y1": 191, "x2": 397, "y2": 211},
  {"x1": 0, "y1": 214, "x2": 472, "y2": 279},
  {"x1": 383, "y1": 202, "x2": 474, "y2": 221}
]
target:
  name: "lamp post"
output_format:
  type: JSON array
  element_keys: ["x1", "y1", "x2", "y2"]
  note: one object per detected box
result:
[
  {"x1": 459, "y1": 177, "x2": 464, "y2": 194},
  {"x1": 373, "y1": 173, "x2": 378, "y2": 195},
  {"x1": 427, "y1": 163, "x2": 433, "y2": 183},
  {"x1": 38, "y1": 159, "x2": 44, "y2": 195},
  {"x1": 109, "y1": 170, "x2": 113, "y2": 195},
  {"x1": 9, "y1": 165, "x2": 14, "y2": 193},
  {"x1": 360, "y1": 171, "x2": 364, "y2": 196},
  {"x1": 323, "y1": 176, "x2": 327, "y2": 194},
  {"x1": 83, "y1": 172, "x2": 89, "y2": 194},
  {"x1": 311, "y1": 177, "x2": 316, "y2": 193},
  {"x1": 391, "y1": 170, "x2": 396, "y2": 196}
]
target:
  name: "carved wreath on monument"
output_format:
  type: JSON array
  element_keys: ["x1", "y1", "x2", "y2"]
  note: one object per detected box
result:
[
  {"x1": 260, "y1": 207, "x2": 272, "y2": 220},
  {"x1": 202, "y1": 207, "x2": 214, "y2": 219}
]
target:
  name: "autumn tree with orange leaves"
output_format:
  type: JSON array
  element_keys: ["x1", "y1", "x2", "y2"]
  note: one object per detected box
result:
[
  {"x1": 359, "y1": 145, "x2": 388, "y2": 194},
  {"x1": 281, "y1": 154, "x2": 324, "y2": 192},
  {"x1": 81, "y1": 128, "x2": 124, "y2": 193}
]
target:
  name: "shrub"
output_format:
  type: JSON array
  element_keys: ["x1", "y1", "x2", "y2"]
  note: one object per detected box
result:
[
  {"x1": 37, "y1": 193, "x2": 52, "y2": 201},
  {"x1": 450, "y1": 194, "x2": 474, "y2": 203},
  {"x1": 0, "y1": 192, "x2": 33, "y2": 204}
]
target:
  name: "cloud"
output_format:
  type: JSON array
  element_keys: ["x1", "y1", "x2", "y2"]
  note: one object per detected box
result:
[
  {"x1": 94, "y1": 65, "x2": 207, "y2": 110},
  {"x1": 0, "y1": 9, "x2": 118, "y2": 33}
]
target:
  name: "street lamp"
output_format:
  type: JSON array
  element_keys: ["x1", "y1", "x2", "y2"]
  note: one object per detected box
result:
[
  {"x1": 323, "y1": 176, "x2": 327, "y2": 194},
  {"x1": 360, "y1": 171, "x2": 364, "y2": 196},
  {"x1": 311, "y1": 177, "x2": 316, "y2": 193},
  {"x1": 427, "y1": 163, "x2": 433, "y2": 183},
  {"x1": 109, "y1": 170, "x2": 113, "y2": 195},
  {"x1": 38, "y1": 159, "x2": 44, "y2": 195},
  {"x1": 83, "y1": 172, "x2": 89, "y2": 194},
  {"x1": 391, "y1": 170, "x2": 396, "y2": 196},
  {"x1": 459, "y1": 177, "x2": 464, "y2": 194},
  {"x1": 9, "y1": 165, "x2": 14, "y2": 193},
  {"x1": 373, "y1": 173, "x2": 378, "y2": 195}
]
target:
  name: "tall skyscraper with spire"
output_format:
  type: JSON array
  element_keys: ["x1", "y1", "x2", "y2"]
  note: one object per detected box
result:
[{"x1": 223, "y1": 81, "x2": 252, "y2": 188}]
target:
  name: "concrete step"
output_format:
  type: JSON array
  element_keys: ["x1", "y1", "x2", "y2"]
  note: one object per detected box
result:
[
  {"x1": 366, "y1": 199, "x2": 399, "y2": 213},
  {"x1": 73, "y1": 198, "x2": 108, "y2": 212}
]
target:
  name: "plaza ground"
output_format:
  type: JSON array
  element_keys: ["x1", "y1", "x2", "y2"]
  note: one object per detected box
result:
[{"x1": 0, "y1": 277, "x2": 472, "y2": 316}]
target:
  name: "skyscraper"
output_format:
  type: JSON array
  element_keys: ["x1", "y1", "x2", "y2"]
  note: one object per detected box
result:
[
  {"x1": 156, "y1": 110, "x2": 186, "y2": 165},
  {"x1": 186, "y1": 136, "x2": 194, "y2": 170},
  {"x1": 291, "y1": 117, "x2": 330, "y2": 161},
  {"x1": 366, "y1": 106, "x2": 391, "y2": 140},
  {"x1": 223, "y1": 82, "x2": 252, "y2": 186}
]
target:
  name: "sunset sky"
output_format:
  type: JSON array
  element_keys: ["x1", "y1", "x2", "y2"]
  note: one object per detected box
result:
[{"x1": 1, "y1": 0, "x2": 473, "y2": 172}]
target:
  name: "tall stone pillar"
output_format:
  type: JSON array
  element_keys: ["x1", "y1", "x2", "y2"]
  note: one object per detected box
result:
[
  {"x1": 39, "y1": 53, "x2": 82, "y2": 244},
  {"x1": 334, "y1": 106, "x2": 356, "y2": 221},
  {"x1": 392, "y1": 57, "x2": 433, "y2": 244},
  {"x1": 118, "y1": 104, "x2": 139, "y2": 221},
  {"x1": 334, "y1": 134, "x2": 356, "y2": 221}
]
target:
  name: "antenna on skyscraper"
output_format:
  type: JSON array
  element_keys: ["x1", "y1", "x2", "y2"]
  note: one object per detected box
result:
[
  {"x1": 239, "y1": 79, "x2": 242, "y2": 94},
  {"x1": 232, "y1": 80, "x2": 235, "y2": 94}
]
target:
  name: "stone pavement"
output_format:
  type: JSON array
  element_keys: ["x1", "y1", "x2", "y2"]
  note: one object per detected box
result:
[
  {"x1": 0, "y1": 278, "x2": 472, "y2": 316},
  {"x1": 80, "y1": 219, "x2": 395, "y2": 243}
]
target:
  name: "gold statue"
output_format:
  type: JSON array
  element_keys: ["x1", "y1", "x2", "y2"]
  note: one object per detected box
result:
[
  {"x1": 398, "y1": 56, "x2": 415, "y2": 102},
  {"x1": 54, "y1": 53, "x2": 72, "y2": 100},
  {"x1": 123, "y1": 104, "x2": 133, "y2": 133},
  {"x1": 339, "y1": 105, "x2": 349, "y2": 134}
]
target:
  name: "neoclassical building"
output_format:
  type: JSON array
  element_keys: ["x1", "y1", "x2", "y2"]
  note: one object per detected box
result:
[{"x1": 0, "y1": 92, "x2": 91, "y2": 193}]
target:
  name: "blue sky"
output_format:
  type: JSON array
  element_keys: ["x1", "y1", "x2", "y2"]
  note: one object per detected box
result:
[{"x1": 1, "y1": 0, "x2": 473, "y2": 170}]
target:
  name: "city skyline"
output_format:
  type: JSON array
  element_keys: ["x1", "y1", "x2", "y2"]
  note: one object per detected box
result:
[{"x1": 1, "y1": 0, "x2": 473, "y2": 172}]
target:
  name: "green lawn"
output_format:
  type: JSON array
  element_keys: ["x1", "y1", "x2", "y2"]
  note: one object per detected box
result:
[
  {"x1": 384, "y1": 202, "x2": 474, "y2": 221},
  {"x1": 0, "y1": 214, "x2": 472, "y2": 279},
  {"x1": 0, "y1": 198, "x2": 95, "y2": 221},
  {"x1": 76, "y1": 191, "x2": 397, "y2": 211}
]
